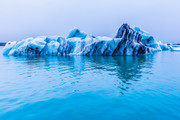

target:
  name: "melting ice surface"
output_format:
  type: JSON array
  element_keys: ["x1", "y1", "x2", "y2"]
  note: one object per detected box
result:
[
  {"x1": 3, "y1": 24, "x2": 169, "y2": 56},
  {"x1": 0, "y1": 46, "x2": 180, "y2": 120}
]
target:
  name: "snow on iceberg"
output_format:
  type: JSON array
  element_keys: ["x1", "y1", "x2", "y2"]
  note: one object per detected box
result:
[
  {"x1": 3, "y1": 24, "x2": 168, "y2": 56},
  {"x1": 134, "y1": 27, "x2": 169, "y2": 50}
]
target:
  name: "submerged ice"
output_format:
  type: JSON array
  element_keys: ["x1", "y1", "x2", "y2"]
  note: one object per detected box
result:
[{"x1": 3, "y1": 24, "x2": 169, "y2": 56}]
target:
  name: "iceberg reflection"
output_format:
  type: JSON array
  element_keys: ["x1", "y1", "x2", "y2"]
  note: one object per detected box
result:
[{"x1": 3, "y1": 54, "x2": 154, "y2": 94}]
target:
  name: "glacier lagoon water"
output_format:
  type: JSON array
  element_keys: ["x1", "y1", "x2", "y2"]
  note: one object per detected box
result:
[{"x1": 0, "y1": 46, "x2": 180, "y2": 120}]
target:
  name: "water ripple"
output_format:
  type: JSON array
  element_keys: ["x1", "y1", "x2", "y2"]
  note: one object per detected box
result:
[{"x1": 0, "y1": 47, "x2": 180, "y2": 119}]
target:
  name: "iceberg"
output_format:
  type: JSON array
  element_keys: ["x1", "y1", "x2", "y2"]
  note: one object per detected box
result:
[{"x1": 3, "y1": 24, "x2": 168, "y2": 56}]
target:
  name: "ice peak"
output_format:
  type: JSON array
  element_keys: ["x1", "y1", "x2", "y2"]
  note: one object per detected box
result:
[{"x1": 67, "y1": 28, "x2": 87, "y2": 39}]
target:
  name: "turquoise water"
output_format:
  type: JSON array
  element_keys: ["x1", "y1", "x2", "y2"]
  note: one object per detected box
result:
[{"x1": 0, "y1": 46, "x2": 180, "y2": 120}]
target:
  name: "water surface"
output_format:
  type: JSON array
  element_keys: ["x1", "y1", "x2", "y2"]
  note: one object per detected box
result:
[{"x1": 0, "y1": 46, "x2": 180, "y2": 120}]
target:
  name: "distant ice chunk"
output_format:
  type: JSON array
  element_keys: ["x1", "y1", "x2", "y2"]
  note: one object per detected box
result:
[{"x1": 169, "y1": 44, "x2": 180, "y2": 51}]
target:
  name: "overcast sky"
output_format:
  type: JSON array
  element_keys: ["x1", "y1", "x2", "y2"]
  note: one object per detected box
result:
[{"x1": 0, "y1": 0, "x2": 180, "y2": 43}]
